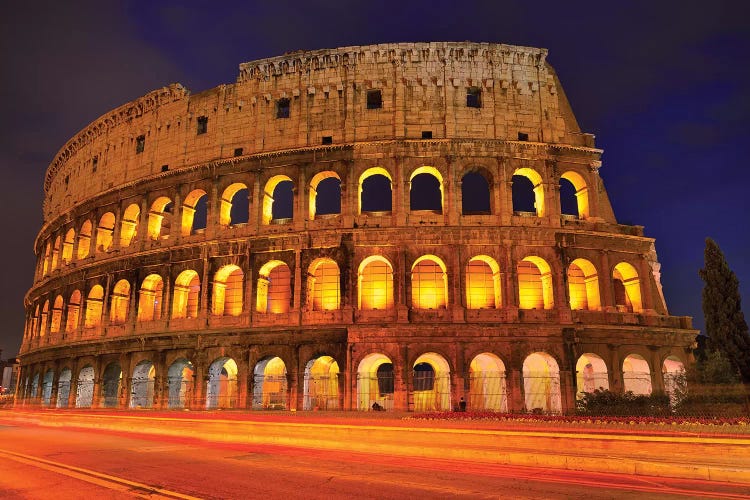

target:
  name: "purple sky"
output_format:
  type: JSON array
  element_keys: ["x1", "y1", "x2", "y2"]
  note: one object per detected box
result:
[{"x1": 1, "y1": 0, "x2": 748, "y2": 358}]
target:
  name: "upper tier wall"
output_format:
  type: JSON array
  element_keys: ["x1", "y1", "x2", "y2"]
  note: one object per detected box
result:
[{"x1": 43, "y1": 42, "x2": 591, "y2": 222}]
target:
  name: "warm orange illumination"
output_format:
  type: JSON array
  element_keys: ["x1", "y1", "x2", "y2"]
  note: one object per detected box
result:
[
  {"x1": 206, "y1": 357, "x2": 238, "y2": 409},
  {"x1": 568, "y1": 258, "x2": 601, "y2": 311},
  {"x1": 96, "y1": 212, "x2": 115, "y2": 253},
  {"x1": 39, "y1": 301, "x2": 49, "y2": 337},
  {"x1": 109, "y1": 279, "x2": 131, "y2": 325},
  {"x1": 513, "y1": 167, "x2": 545, "y2": 217},
  {"x1": 148, "y1": 197, "x2": 173, "y2": 240},
  {"x1": 120, "y1": 204, "x2": 140, "y2": 247},
  {"x1": 576, "y1": 353, "x2": 609, "y2": 396},
  {"x1": 411, "y1": 255, "x2": 447, "y2": 309},
  {"x1": 518, "y1": 256, "x2": 554, "y2": 309},
  {"x1": 358, "y1": 167, "x2": 392, "y2": 214},
  {"x1": 356, "y1": 353, "x2": 394, "y2": 411},
  {"x1": 50, "y1": 295, "x2": 63, "y2": 334},
  {"x1": 212, "y1": 265, "x2": 244, "y2": 316},
  {"x1": 66, "y1": 290, "x2": 81, "y2": 332},
  {"x1": 613, "y1": 262, "x2": 642, "y2": 312},
  {"x1": 522, "y1": 352, "x2": 561, "y2": 413},
  {"x1": 253, "y1": 356, "x2": 287, "y2": 409},
  {"x1": 257, "y1": 261, "x2": 291, "y2": 313},
  {"x1": 304, "y1": 355, "x2": 340, "y2": 410},
  {"x1": 412, "y1": 352, "x2": 451, "y2": 412},
  {"x1": 262, "y1": 175, "x2": 293, "y2": 225},
  {"x1": 84, "y1": 285, "x2": 104, "y2": 328},
  {"x1": 623, "y1": 354, "x2": 652, "y2": 395},
  {"x1": 42, "y1": 242, "x2": 50, "y2": 275},
  {"x1": 62, "y1": 228, "x2": 75, "y2": 264},
  {"x1": 561, "y1": 171, "x2": 589, "y2": 219},
  {"x1": 358, "y1": 256, "x2": 394, "y2": 310},
  {"x1": 409, "y1": 166, "x2": 444, "y2": 212},
  {"x1": 181, "y1": 190, "x2": 207, "y2": 236},
  {"x1": 77, "y1": 220, "x2": 92, "y2": 259},
  {"x1": 469, "y1": 353, "x2": 507, "y2": 411},
  {"x1": 172, "y1": 270, "x2": 200, "y2": 319},
  {"x1": 219, "y1": 183, "x2": 248, "y2": 227},
  {"x1": 51, "y1": 236, "x2": 61, "y2": 270},
  {"x1": 309, "y1": 259, "x2": 340, "y2": 311},
  {"x1": 466, "y1": 256, "x2": 500, "y2": 309},
  {"x1": 309, "y1": 171, "x2": 341, "y2": 220}
]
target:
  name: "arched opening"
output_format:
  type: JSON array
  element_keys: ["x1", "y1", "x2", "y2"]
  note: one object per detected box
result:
[
  {"x1": 50, "y1": 295, "x2": 64, "y2": 334},
  {"x1": 109, "y1": 279, "x2": 131, "y2": 325},
  {"x1": 613, "y1": 262, "x2": 643, "y2": 313},
  {"x1": 309, "y1": 171, "x2": 341, "y2": 219},
  {"x1": 663, "y1": 356, "x2": 686, "y2": 404},
  {"x1": 137, "y1": 274, "x2": 163, "y2": 322},
  {"x1": 623, "y1": 354, "x2": 652, "y2": 395},
  {"x1": 29, "y1": 373, "x2": 39, "y2": 401},
  {"x1": 56, "y1": 368, "x2": 72, "y2": 408},
  {"x1": 359, "y1": 167, "x2": 392, "y2": 213},
  {"x1": 568, "y1": 258, "x2": 601, "y2": 311},
  {"x1": 410, "y1": 167, "x2": 443, "y2": 213},
  {"x1": 518, "y1": 256, "x2": 554, "y2": 309},
  {"x1": 206, "y1": 357, "x2": 238, "y2": 409},
  {"x1": 167, "y1": 359, "x2": 194, "y2": 409},
  {"x1": 148, "y1": 197, "x2": 173, "y2": 240},
  {"x1": 181, "y1": 189, "x2": 208, "y2": 236},
  {"x1": 576, "y1": 353, "x2": 609, "y2": 397},
  {"x1": 466, "y1": 256, "x2": 501, "y2": 309},
  {"x1": 41, "y1": 241, "x2": 50, "y2": 276},
  {"x1": 77, "y1": 220, "x2": 92, "y2": 259},
  {"x1": 356, "y1": 353, "x2": 394, "y2": 411},
  {"x1": 39, "y1": 300, "x2": 49, "y2": 337},
  {"x1": 303, "y1": 355, "x2": 339, "y2": 410},
  {"x1": 256, "y1": 261, "x2": 291, "y2": 313},
  {"x1": 262, "y1": 175, "x2": 294, "y2": 224},
  {"x1": 66, "y1": 290, "x2": 81, "y2": 333},
  {"x1": 120, "y1": 203, "x2": 140, "y2": 247},
  {"x1": 461, "y1": 171, "x2": 491, "y2": 215},
  {"x1": 411, "y1": 255, "x2": 447, "y2": 309},
  {"x1": 172, "y1": 270, "x2": 200, "y2": 319},
  {"x1": 84, "y1": 285, "x2": 104, "y2": 328},
  {"x1": 220, "y1": 183, "x2": 250, "y2": 227},
  {"x1": 253, "y1": 357, "x2": 288, "y2": 410},
  {"x1": 130, "y1": 360, "x2": 155, "y2": 408},
  {"x1": 31, "y1": 305, "x2": 39, "y2": 339},
  {"x1": 102, "y1": 362, "x2": 122, "y2": 408},
  {"x1": 51, "y1": 236, "x2": 61, "y2": 270},
  {"x1": 309, "y1": 258, "x2": 340, "y2": 311},
  {"x1": 358, "y1": 256, "x2": 394, "y2": 310},
  {"x1": 512, "y1": 168, "x2": 544, "y2": 217},
  {"x1": 212, "y1": 265, "x2": 244, "y2": 316},
  {"x1": 469, "y1": 353, "x2": 507, "y2": 411},
  {"x1": 75, "y1": 366, "x2": 95, "y2": 408},
  {"x1": 96, "y1": 212, "x2": 116, "y2": 253},
  {"x1": 41, "y1": 370, "x2": 54, "y2": 407},
  {"x1": 62, "y1": 228, "x2": 75, "y2": 264},
  {"x1": 560, "y1": 171, "x2": 589, "y2": 219},
  {"x1": 412, "y1": 352, "x2": 451, "y2": 412},
  {"x1": 522, "y1": 352, "x2": 561, "y2": 413}
]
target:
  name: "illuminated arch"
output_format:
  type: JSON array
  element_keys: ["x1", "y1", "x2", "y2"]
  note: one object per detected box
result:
[
  {"x1": 560, "y1": 171, "x2": 589, "y2": 218},
  {"x1": 303, "y1": 355, "x2": 340, "y2": 410},
  {"x1": 568, "y1": 258, "x2": 601, "y2": 311},
  {"x1": 137, "y1": 274, "x2": 163, "y2": 322},
  {"x1": 181, "y1": 189, "x2": 208, "y2": 236},
  {"x1": 308, "y1": 258, "x2": 340, "y2": 311},
  {"x1": 56, "y1": 368, "x2": 72, "y2": 408},
  {"x1": 120, "y1": 203, "x2": 140, "y2": 247},
  {"x1": 51, "y1": 235, "x2": 61, "y2": 270},
  {"x1": 109, "y1": 279, "x2": 131, "y2": 325},
  {"x1": 41, "y1": 369, "x2": 54, "y2": 407},
  {"x1": 518, "y1": 256, "x2": 554, "y2": 309},
  {"x1": 309, "y1": 171, "x2": 341, "y2": 220},
  {"x1": 256, "y1": 260, "x2": 291, "y2": 313},
  {"x1": 148, "y1": 197, "x2": 173, "y2": 240},
  {"x1": 50, "y1": 295, "x2": 63, "y2": 334},
  {"x1": 469, "y1": 353, "x2": 507, "y2": 411},
  {"x1": 172, "y1": 270, "x2": 200, "y2": 319},
  {"x1": 623, "y1": 354, "x2": 652, "y2": 395},
  {"x1": 262, "y1": 175, "x2": 294, "y2": 225},
  {"x1": 62, "y1": 228, "x2": 75, "y2": 264},
  {"x1": 358, "y1": 167, "x2": 392, "y2": 213},
  {"x1": 84, "y1": 285, "x2": 104, "y2": 328},
  {"x1": 409, "y1": 166, "x2": 444, "y2": 212},
  {"x1": 411, "y1": 255, "x2": 448, "y2": 309},
  {"x1": 219, "y1": 183, "x2": 249, "y2": 227},
  {"x1": 613, "y1": 262, "x2": 642, "y2": 312},
  {"x1": 356, "y1": 353, "x2": 394, "y2": 411},
  {"x1": 461, "y1": 171, "x2": 491, "y2": 214},
  {"x1": 522, "y1": 352, "x2": 561, "y2": 413},
  {"x1": 663, "y1": 356, "x2": 686, "y2": 402},
  {"x1": 212, "y1": 265, "x2": 244, "y2": 316},
  {"x1": 357, "y1": 255, "x2": 394, "y2": 310},
  {"x1": 412, "y1": 352, "x2": 451, "y2": 412},
  {"x1": 39, "y1": 300, "x2": 49, "y2": 337},
  {"x1": 75, "y1": 365, "x2": 94, "y2": 408},
  {"x1": 206, "y1": 357, "x2": 238, "y2": 409},
  {"x1": 575, "y1": 353, "x2": 609, "y2": 396},
  {"x1": 167, "y1": 358, "x2": 194, "y2": 409},
  {"x1": 130, "y1": 360, "x2": 155, "y2": 408},
  {"x1": 512, "y1": 167, "x2": 544, "y2": 216},
  {"x1": 466, "y1": 255, "x2": 501, "y2": 309},
  {"x1": 65, "y1": 290, "x2": 81, "y2": 332},
  {"x1": 96, "y1": 212, "x2": 115, "y2": 253},
  {"x1": 101, "y1": 362, "x2": 122, "y2": 408},
  {"x1": 42, "y1": 241, "x2": 50, "y2": 276},
  {"x1": 77, "y1": 220, "x2": 92, "y2": 259},
  {"x1": 253, "y1": 357, "x2": 288, "y2": 410}
]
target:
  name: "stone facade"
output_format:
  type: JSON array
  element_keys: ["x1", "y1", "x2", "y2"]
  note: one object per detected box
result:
[{"x1": 19, "y1": 42, "x2": 696, "y2": 413}]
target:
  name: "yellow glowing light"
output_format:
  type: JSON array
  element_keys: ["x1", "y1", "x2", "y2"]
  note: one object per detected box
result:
[
  {"x1": 358, "y1": 256, "x2": 394, "y2": 310},
  {"x1": 513, "y1": 167, "x2": 545, "y2": 217},
  {"x1": 411, "y1": 255, "x2": 447, "y2": 309},
  {"x1": 518, "y1": 256, "x2": 553, "y2": 310}
]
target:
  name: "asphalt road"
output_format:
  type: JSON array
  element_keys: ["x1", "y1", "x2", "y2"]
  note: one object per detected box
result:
[{"x1": 0, "y1": 422, "x2": 747, "y2": 499}]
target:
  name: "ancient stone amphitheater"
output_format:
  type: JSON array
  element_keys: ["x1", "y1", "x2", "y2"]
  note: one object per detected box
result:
[{"x1": 19, "y1": 42, "x2": 696, "y2": 413}]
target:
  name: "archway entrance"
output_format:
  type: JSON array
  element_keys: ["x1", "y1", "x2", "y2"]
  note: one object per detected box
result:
[
  {"x1": 468, "y1": 353, "x2": 507, "y2": 411},
  {"x1": 56, "y1": 368, "x2": 71, "y2": 408},
  {"x1": 253, "y1": 357, "x2": 288, "y2": 410},
  {"x1": 412, "y1": 353, "x2": 451, "y2": 412},
  {"x1": 522, "y1": 352, "x2": 561, "y2": 413},
  {"x1": 206, "y1": 357, "x2": 238, "y2": 409},
  {"x1": 41, "y1": 370, "x2": 54, "y2": 407},
  {"x1": 167, "y1": 359, "x2": 194, "y2": 409},
  {"x1": 303, "y1": 356, "x2": 339, "y2": 410},
  {"x1": 623, "y1": 354, "x2": 652, "y2": 395},
  {"x1": 102, "y1": 362, "x2": 122, "y2": 408},
  {"x1": 663, "y1": 356, "x2": 686, "y2": 405},
  {"x1": 75, "y1": 366, "x2": 94, "y2": 408},
  {"x1": 130, "y1": 360, "x2": 155, "y2": 408},
  {"x1": 356, "y1": 353, "x2": 394, "y2": 411},
  {"x1": 575, "y1": 353, "x2": 609, "y2": 397}
]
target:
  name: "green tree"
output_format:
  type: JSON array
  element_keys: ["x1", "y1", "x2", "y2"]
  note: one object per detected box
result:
[{"x1": 699, "y1": 238, "x2": 750, "y2": 388}]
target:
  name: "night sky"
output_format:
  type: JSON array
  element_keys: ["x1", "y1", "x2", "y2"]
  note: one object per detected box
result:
[{"x1": 1, "y1": 1, "x2": 748, "y2": 358}]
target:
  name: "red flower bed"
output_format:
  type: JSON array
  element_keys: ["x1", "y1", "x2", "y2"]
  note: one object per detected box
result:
[{"x1": 406, "y1": 411, "x2": 750, "y2": 426}]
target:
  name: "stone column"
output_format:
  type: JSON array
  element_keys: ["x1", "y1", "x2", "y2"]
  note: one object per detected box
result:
[{"x1": 599, "y1": 251, "x2": 614, "y2": 311}]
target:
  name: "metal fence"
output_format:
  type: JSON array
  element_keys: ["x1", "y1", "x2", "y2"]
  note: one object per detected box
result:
[
  {"x1": 303, "y1": 373, "x2": 340, "y2": 410},
  {"x1": 468, "y1": 373, "x2": 507, "y2": 412},
  {"x1": 252, "y1": 375, "x2": 288, "y2": 410}
]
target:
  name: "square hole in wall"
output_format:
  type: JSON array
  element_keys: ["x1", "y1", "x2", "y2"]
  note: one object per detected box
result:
[
  {"x1": 161, "y1": 165, "x2": 169, "y2": 172},
  {"x1": 421, "y1": 131, "x2": 433, "y2": 139},
  {"x1": 518, "y1": 132, "x2": 529, "y2": 141},
  {"x1": 466, "y1": 87, "x2": 482, "y2": 108},
  {"x1": 322, "y1": 136, "x2": 332, "y2": 145},
  {"x1": 196, "y1": 116, "x2": 208, "y2": 135},
  {"x1": 234, "y1": 148, "x2": 244, "y2": 157},
  {"x1": 276, "y1": 98, "x2": 290, "y2": 118},
  {"x1": 366, "y1": 89, "x2": 382, "y2": 109}
]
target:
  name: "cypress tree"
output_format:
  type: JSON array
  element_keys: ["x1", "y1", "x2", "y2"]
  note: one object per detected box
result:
[{"x1": 699, "y1": 238, "x2": 750, "y2": 386}]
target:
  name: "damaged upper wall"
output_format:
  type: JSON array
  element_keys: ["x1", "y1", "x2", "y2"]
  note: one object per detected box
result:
[{"x1": 43, "y1": 42, "x2": 596, "y2": 221}]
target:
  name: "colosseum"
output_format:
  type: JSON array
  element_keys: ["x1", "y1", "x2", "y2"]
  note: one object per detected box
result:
[{"x1": 18, "y1": 42, "x2": 696, "y2": 413}]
